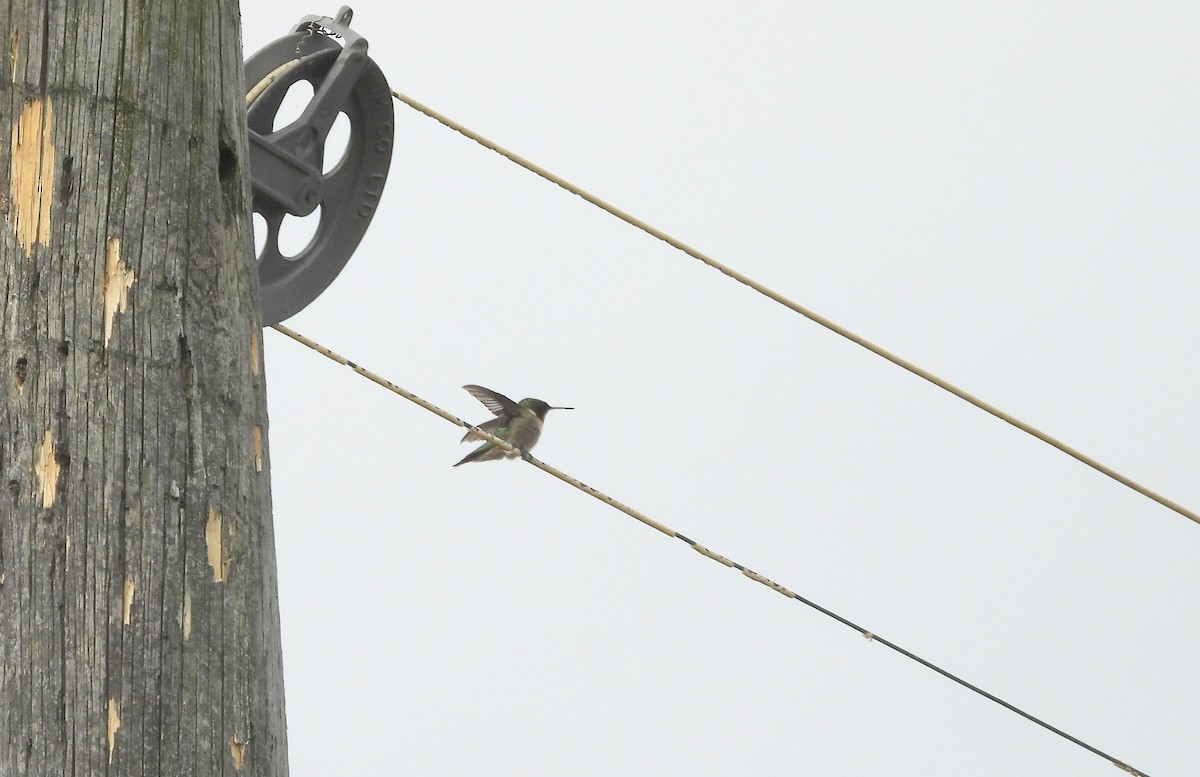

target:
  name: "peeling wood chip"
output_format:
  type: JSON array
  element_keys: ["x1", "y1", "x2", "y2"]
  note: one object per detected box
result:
[
  {"x1": 8, "y1": 29, "x2": 16, "y2": 80},
  {"x1": 101, "y1": 236, "x2": 136, "y2": 346},
  {"x1": 34, "y1": 428, "x2": 59, "y2": 507},
  {"x1": 122, "y1": 579, "x2": 135, "y2": 625},
  {"x1": 252, "y1": 425, "x2": 263, "y2": 472},
  {"x1": 9, "y1": 97, "x2": 55, "y2": 256},
  {"x1": 106, "y1": 697, "x2": 120, "y2": 764},
  {"x1": 230, "y1": 735, "x2": 247, "y2": 770},
  {"x1": 205, "y1": 507, "x2": 226, "y2": 582},
  {"x1": 65, "y1": 534, "x2": 71, "y2": 570}
]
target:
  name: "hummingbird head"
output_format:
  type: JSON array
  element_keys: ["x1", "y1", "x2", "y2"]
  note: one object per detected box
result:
[{"x1": 521, "y1": 398, "x2": 573, "y2": 421}]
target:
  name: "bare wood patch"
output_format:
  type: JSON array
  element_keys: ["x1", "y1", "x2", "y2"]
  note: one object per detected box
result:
[
  {"x1": 64, "y1": 534, "x2": 71, "y2": 570},
  {"x1": 181, "y1": 588, "x2": 192, "y2": 639},
  {"x1": 122, "y1": 579, "x2": 135, "y2": 625},
  {"x1": 205, "y1": 507, "x2": 227, "y2": 582},
  {"x1": 230, "y1": 735, "x2": 247, "y2": 770},
  {"x1": 252, "y1": 425, "x2": 263, "y2": 472},
  {"x1": 249, "y1": 330, "x2": 260, "y2": 375},
  {"x1": 34, "y1": 428, "x2": 59, "y2": 507},
  {"x1": 8, "y1": 97, "x2": 55, "y2": 256},
  {"x1": 106, "y1": 697, "x2": 121, "y2": 764},
  {"x1": 101, "y1": 236, "x2": 136, "y2": 346}
]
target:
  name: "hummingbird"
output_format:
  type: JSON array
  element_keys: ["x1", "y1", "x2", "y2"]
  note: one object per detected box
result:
[{"x1": 454, "y1": 384, "x2": 572, "y2": 467}]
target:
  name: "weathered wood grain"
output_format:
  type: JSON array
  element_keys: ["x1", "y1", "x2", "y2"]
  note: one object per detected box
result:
[{"x1": 1, "y1": 1, "x2": 288, "y2": 774}]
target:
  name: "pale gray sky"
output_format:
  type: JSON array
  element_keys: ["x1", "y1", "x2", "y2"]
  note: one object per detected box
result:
[{"x1": 241, "y1": 3, "x2": 1198, "y2": 775}]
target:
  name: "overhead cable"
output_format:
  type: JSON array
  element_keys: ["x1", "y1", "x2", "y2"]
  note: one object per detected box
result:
[
  {"x1": 270, "y1": 323, "x2": 1151, "y2": 777},
  {"x1": 390, "y1": 89, "x2": 1197, "y2": 528}
]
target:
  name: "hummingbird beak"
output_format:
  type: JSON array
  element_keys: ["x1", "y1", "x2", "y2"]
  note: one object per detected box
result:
[{"x1": 551, "y1": 406, "x2": 573, "y2": 411}]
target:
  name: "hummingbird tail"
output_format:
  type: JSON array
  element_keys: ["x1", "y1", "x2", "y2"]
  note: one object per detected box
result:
[{"x1": 453, "y1": 443, "x2": 493, "y2": 467}]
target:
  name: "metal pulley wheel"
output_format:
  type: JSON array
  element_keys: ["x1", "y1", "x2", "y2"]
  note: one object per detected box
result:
[{"x1": 244, "y1": 6, "x2": 394, "y2": 325}]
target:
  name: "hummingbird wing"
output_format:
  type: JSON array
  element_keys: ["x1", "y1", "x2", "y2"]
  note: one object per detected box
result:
[
  {"x1": 463, "y1": 385, "x2": 523, "y2": 418},
  {"x1": 461, "y1": 417, "x2": 504, "y2": 443}
]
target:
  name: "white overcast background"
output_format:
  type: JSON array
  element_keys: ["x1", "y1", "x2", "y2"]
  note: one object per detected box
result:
[{"x1": 239, "y1": 3, "x2": 1197, "y2": 775}]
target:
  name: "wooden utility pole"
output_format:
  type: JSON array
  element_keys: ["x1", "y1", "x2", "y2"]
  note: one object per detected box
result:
[{"x1": 1, "y1": 1, "x2": 288, "y2": 775}]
